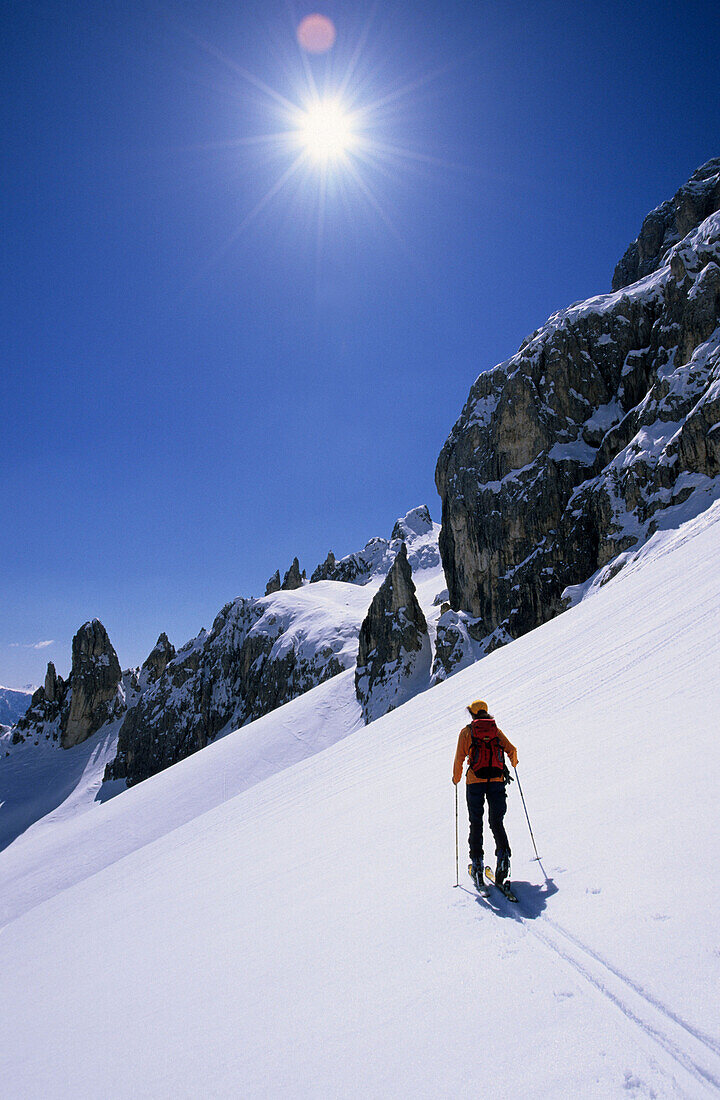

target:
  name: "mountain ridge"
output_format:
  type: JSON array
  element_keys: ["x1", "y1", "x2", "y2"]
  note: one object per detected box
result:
[{"x1": 434, "y1": 156, "x2": 720, "y2": 676}]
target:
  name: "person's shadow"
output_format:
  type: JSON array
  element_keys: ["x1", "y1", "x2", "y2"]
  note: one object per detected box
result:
[
  {"x1": 467, "y1": 860, "x2": 558, "y2": 920},
  {"x1": 511, "y1": 872, "x2": 558, "y2": 918}
]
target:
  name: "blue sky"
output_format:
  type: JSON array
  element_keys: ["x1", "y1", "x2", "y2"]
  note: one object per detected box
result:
[{"x1": 3, "y1": 0, "x2": 719, "y2": 687}]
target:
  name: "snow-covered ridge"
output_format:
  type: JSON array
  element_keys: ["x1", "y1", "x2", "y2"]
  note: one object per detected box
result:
[{"x1": 311, "y1": 504, "x2": 441, "y2": 583}]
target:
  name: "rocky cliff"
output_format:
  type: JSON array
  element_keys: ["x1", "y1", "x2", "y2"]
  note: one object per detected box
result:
[
  {"x1": 355, "y1": 543, "x2": 432, "y2": 723},
  {"x1": 434, "y1": 158, "x2": 720, "y2": 678},
  {"x1": 105, "y1": 593, "x2": 349, "y2": 786},
  {"x1": 12, "y1": 621, "x2": 126, "y2": 748}
]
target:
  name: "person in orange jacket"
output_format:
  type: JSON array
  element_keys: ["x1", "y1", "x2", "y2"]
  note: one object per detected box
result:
[{"x1": 453, "y1": 699, "x2": 518, "y2": 890}]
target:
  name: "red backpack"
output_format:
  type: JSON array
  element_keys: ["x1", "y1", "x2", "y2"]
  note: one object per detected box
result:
[{"x1": 468, "y1": 716, "x2": 505, "y2": 779}]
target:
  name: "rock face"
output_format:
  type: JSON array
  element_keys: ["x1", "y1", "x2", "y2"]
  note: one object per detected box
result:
[
  {"x1": 355, "y1": 544, "x2": 432, "y2": 723},
  {"x1": 282, "y1": 558, "x2": 304, "y2": 591},
  {"x1": 141, "y1": 633, "x2": 176, "y2": 684},
  {"x1": 12, "y1": 623, "x2": 124, "y2": 748},
  {"x1": 105, "y1": 506, "x2": 442, "y2": 785},
  {"x1": 44, "y1": 662, "x2": 61, "y2": 703},
  {"x1": 613, "y1": 160, "x2": 720, "y2": 291},
  {"x1": 266, "y1": 558, "x2": 306, "y2": 594},
  {"x1": 106, "y1": 592, "x2": 352, "y2": 786},
  {"x1": 310, "y1": 551, "x2": 336, "y2": 582},
  {"x1": 434, "y1": 158, "x2": 720, "y2": 679},
  {"x1": 312, "y1": 506, "x2": 440, "y2": 584},
  {"x1": 265, "y1": 570, "x2": 281, "y2": 595},
  {"x1": 62, "y1": 620, "x2": 124, "y2": 748}
]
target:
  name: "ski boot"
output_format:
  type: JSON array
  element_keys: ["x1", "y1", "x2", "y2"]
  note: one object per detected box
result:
[
  {"x1": 495, "y1": 851, "x2": 510, "y2": 886},
  {"x1": 469, "y1": 859, "x2": 485, "y2": 892}
]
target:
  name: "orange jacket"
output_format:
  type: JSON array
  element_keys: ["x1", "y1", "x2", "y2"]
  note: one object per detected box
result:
[{"x1": 453, "y1": 719, "x2": 518, "y2": 785}]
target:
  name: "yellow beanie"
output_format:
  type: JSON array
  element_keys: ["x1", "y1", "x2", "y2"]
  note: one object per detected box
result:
[{"x1": 468, "y1": 699, "x2": 489, "y2": 716}]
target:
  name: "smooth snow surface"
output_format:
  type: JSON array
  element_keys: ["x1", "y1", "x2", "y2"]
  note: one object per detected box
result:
[{"x1": 2, "y1": 504, "x2": 720, "y2": 1098}]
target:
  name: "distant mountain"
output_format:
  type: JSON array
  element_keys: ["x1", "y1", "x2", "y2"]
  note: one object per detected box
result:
[
  {"x1": 0, "y1": 687, "x2": 32, "y2": 726},
  {"x1": 435, "y1": 157, "x2": 720, "y2": 677},
  {"x1": 7, "y1": 507, "x2": 445, "y2": 791}
]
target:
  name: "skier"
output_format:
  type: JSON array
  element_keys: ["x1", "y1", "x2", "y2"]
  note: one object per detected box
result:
[{"x1": 453, "y1": 700, "x2": 518, "y2": 892}]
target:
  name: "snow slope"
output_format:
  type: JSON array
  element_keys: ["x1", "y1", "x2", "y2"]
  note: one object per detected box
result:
[{"x1": 2, "y1": 504, "x2": 719, "y2": 1098}]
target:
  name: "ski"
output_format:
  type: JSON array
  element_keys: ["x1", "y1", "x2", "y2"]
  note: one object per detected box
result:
[
  {"x1": 484, "y1": 867, "x2": 518, "y2": 903},
  {"x1": 468, "y1": 863, "x2": 490, "y2": 896}
]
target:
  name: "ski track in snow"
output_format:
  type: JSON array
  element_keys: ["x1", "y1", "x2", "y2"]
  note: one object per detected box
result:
[{"x1": 464, "y1": 886, "x2": 720, "y2": 1096}]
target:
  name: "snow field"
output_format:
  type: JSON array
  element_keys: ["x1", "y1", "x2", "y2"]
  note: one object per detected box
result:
[{"x1": 1, "y1": 504, "x2": 720, "y2": 1097}]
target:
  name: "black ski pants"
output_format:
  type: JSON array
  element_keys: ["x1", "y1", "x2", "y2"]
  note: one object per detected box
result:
[{"x1": 466, "y1": 782, "x2": 510, "y2": 864}]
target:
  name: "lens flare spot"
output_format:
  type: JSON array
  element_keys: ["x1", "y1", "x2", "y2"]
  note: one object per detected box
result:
[{"x1": 297, "y1": 14, "x2": 336, "y2": 54}]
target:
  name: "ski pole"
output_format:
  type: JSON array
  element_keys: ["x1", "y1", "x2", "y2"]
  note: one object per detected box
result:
[
  {"x1": 454, "y1": 783, "x2": 459, "y2": 887},
  {"x1": 513, "y1": 765, "x2": 541, "y2": 862}
]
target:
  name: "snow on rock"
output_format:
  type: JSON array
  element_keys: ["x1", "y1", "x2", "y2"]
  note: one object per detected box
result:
[
  {"x1": 435, "y1": 158, "x2": 720, "y2": 678},
  {"x1": 311, "y1": 504, "x2": 441, "y2": 582},
  {"x1": 1, "y1": 496, "x2": 719, "y2": 1098}
]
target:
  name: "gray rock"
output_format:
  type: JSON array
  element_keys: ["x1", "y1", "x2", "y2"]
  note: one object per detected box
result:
[
  {"x1": 141, "y1": 633, "x2": 176, "y2": 684},
  {"x1": 435, "y1": 158, "x2": 720, "y2": 678},
  {"x1": 62, "y1": 620, "x2": 123, "y2": 748},
  {"x1": 613, "y1": 158, "x2": 720, "y2": 290},
  {"x1": 44, "y1": 662, "x2": 60, "y2": 703},
  {"x1": 355, "y1": 543, "x2": 431, "y2": 723},
  {"x1": 265, "y1": 570, "x2": 281, "y2": 595},
  {"x1": 11, "y1": 622, "x2": 121, "y2": 748},
  {"x1": 105, "y1": 592, "x2": 348, "y2": 787},
  {"x1": 310, "y1": 551, "x2": 336, "y2": 583},
  {"x1": 281, "y1": 558, "x2": 304, "y2": 591}
]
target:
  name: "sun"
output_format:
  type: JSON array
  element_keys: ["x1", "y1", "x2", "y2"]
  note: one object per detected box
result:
[{"x1": 296, "y1": 99, "x2": 357, "y2": 162}]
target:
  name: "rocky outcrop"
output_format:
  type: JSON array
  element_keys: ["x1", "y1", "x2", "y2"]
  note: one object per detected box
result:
[
  {"x1": 282, "y1": 558, "x2": 304, "y2": 591},
  {"x1": 265, "y1": 570, "x2": 281, "y2": 595},
  {"x1": 613, "y1": 159, "x2": 720, "y2": 290},
  {"x1": 105, "y1": 588, "x2": 355, "y2": 786},
  {"x1": 266, "y1": 559, "x2": 307, "y2": 594},
  {"x1": 62, "y1": 620, "x2": 124, "y2": 748},
  {"x1": 44, "y1": 663, "x2": 62, "y2": 703},
  {"x1": 7, "y1": 506, "x2": 441, "y2": 784},
  {"x1": 104, "y1": 505, "x2": 442, "y2": 785},
  {"x1": 310, "y1": 551, "x2": 336, "y2": 582},
  {"x1": 311, "y1": 506, "x2": 440, "y2": 584},
  {"x1": 11, "y1": 623, "x2": 124, "y2": 748},
  {"x1": 355, "y1": 544, "x2": 431, "y2": 723},
  {"x1": 435, "y1": 158, "x2": 720, "y2": 678},
  {"x1": 141, "y1": 633, "x2": 175, "y2": 684}
]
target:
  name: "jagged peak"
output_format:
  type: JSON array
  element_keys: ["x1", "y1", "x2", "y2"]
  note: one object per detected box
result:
[
  {"x1": 612, "y1": 156, "x2": 720, "y2": 291},
  {"x1": 391, "y1": 505, "x2": 433, "y2": 542}
]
